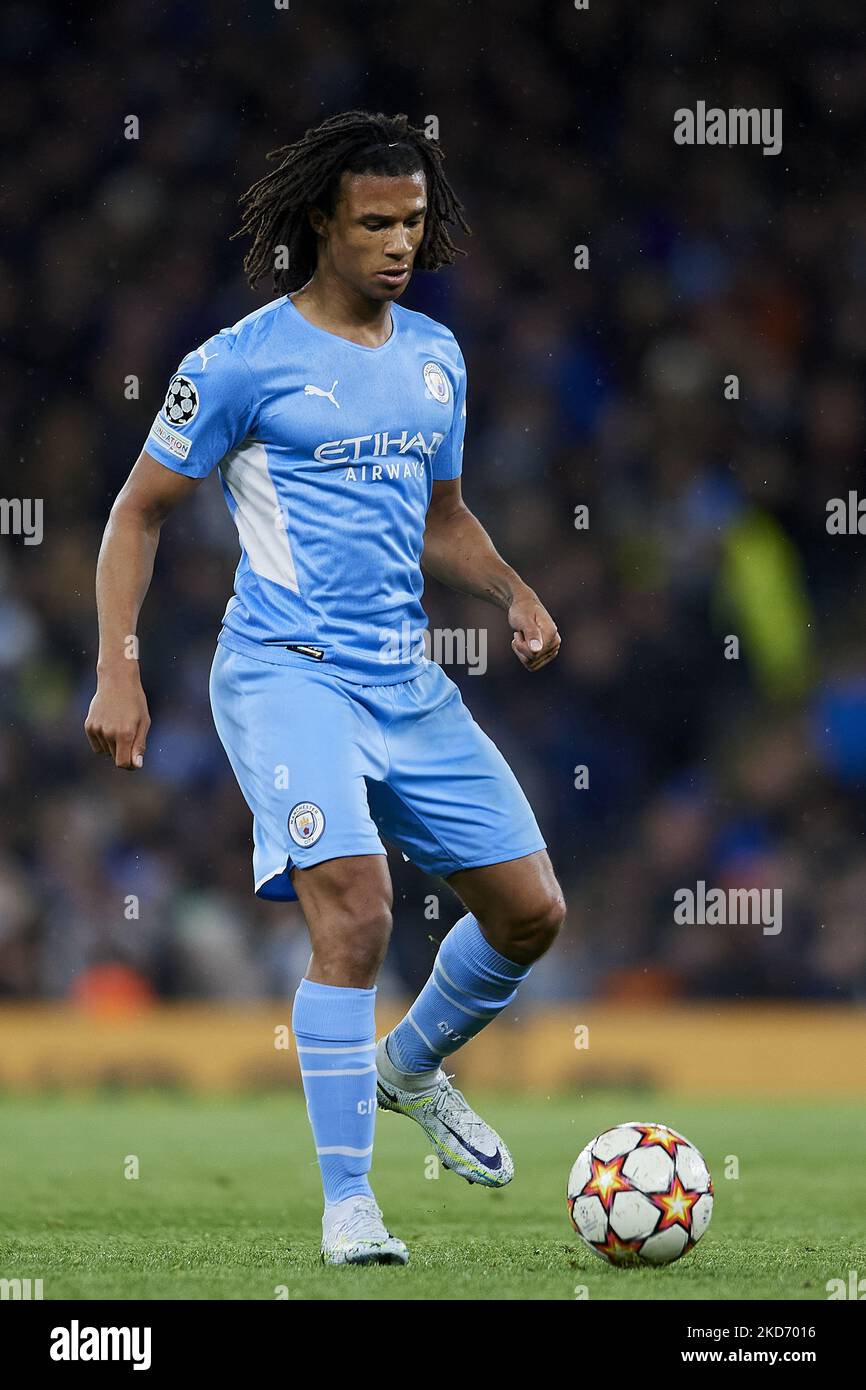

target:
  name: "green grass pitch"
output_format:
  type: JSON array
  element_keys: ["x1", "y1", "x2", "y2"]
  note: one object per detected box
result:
[{"x1": 0, "y1": 1090, "x2": 862, "y2": 1300}]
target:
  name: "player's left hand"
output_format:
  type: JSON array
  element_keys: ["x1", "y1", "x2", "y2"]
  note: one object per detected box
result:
[{"x1": 508, "y1": 589, "x2": 561, "y2": 671}]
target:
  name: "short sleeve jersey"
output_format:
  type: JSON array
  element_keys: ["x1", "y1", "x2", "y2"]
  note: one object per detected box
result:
[{"x1": 144, "y1": 295, "x2": 467, "y2": 683}]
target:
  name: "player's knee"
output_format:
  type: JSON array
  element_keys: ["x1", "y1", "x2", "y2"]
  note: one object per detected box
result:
[
  {"x1": 533, "y1": 886, "x2": 566, "y2": 952},
  {"x1": 343, "y1": 915, "x2": 392, "y2": 975},
  {"x1": 330, "y1": 891, "x2": 392, "y2": 955},
  {"x1": 509, "y1": 886, "x2": 566, "y2": 958},
  {"x1": 353, "y1": 898, "x2": 393, "y2": 944},
  {"x1": 295, "y1": 858, "x2": 393, "y2": 980},
  {"x1": 311, "y1": 898, "x2": 393, "y2": 983}
]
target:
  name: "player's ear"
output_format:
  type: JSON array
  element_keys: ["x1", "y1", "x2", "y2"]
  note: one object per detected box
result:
[{"x1": 307, "y1": 205, "x2": 328, "y2": 238}]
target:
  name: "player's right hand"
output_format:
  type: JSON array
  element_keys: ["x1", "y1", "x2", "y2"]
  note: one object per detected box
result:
[{"x1": 84, "y1": 675, "x2": 151, "y2": 771}]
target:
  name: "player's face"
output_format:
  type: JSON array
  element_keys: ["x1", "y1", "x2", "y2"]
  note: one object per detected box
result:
[{"x1": 317, "y1": 171, "x2": 427, "y2": 301}]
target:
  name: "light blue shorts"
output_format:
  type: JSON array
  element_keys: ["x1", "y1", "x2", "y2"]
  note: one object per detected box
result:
[{"x1": 208, "y1": 641, "x2": 546, "y2": 901}]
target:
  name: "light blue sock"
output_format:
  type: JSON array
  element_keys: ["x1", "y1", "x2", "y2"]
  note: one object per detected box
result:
[
  {"x1": 387, "y1": 913, "x2": 531, "y2": 1073},
  {"x1": 292, "y1": 978, "x2": 378, "y2": 1206}
]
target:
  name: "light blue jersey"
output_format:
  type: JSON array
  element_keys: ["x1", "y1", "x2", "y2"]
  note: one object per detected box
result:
[
  {"x1": 145, "y1": 292, "x2": 545, "y2": 901},
  {"x1": 144, "y1": 295, "x2": 467, "y2": 683}
]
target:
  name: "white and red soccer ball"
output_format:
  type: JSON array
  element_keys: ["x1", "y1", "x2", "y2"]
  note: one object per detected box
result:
[{"x1": 567, "y1": 1121, "x2": 713, "y2": 1266}]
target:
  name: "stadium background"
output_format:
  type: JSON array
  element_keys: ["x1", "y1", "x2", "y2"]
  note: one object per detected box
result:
[{"x1": 1, "y1": 0, "x2": 865, "y2": 1097}]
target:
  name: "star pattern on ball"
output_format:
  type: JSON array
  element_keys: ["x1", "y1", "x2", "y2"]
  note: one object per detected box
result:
[
  {"x1": 568, "y1": 1124, "x2": 714, "y2": 1267},
  {"x1": 649, "y1": 1175, "x2": 701, "y2": 1234},
  {"x1": 591, "y1": 1227, "x2": 644, "y2": 1266},
  {"x1": 633, "y1": 1122, "x2": 688, "y2": 1157},
  {"x1": 581, "y1": 1154, "x2": 631, "y2": 1212}
]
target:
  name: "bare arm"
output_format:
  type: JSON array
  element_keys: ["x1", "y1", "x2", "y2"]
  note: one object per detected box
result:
[
  {"x1": 422, "y1": 477, "x2": 561, "y2": 671},
  {"x1": 85, "y1": 450, "x2": 201, "y2": 769}
]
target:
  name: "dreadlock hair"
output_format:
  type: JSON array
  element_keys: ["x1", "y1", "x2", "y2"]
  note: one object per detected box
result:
[{"x1": 232, "y1": 110, "x2": 472, "y2": 294}]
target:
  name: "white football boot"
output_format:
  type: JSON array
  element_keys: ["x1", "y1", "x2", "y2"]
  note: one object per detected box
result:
[
  {"x1": 375, "y1": 1036, "x2": 514, "y2": 1187},
  {"x1": 321, "y1": 1194, "x2": 409, "y2": 1266}
]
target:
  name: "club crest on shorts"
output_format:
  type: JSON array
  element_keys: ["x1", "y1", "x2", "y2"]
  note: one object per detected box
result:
[
  {"x1": 288, "y1": 801, "x2": 325, "y2": 847},
  {"x1": 422, "y1": 360, "x2": 451, "y2": 404},
  {"x1": 162, "y1": 375, "x2": 199, "y2": 428}
]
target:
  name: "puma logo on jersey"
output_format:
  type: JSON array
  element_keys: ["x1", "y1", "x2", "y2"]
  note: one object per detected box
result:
[
  {"x1": 181, "y1": 345, "x2": 219, "y2": 372},
  {"x1": 304, "y1": 380, "x2": 340, "y2": 408}
]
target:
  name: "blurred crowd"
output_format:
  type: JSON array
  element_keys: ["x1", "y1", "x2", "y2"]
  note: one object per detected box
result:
[{"x1": 2, "y1": 0, "x2": 866, "y2": 1003}]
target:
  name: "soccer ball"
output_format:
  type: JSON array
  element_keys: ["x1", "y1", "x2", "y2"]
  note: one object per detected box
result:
[{"x1": 567, "y1": 1121, "x2": 713, "y2": 1266}]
